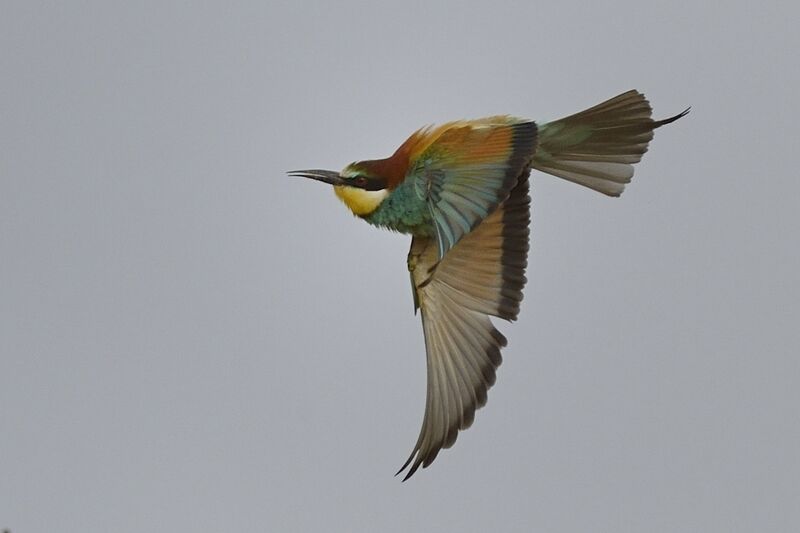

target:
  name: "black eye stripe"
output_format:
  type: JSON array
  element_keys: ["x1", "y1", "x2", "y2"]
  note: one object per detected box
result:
[{"x1": 349, "y1": 175, "x2": 387, "y2": 191}]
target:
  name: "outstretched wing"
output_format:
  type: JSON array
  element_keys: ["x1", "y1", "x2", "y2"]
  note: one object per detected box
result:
[
  {"x1": 398, "y1": 173, "x2": 531, "y2": 480},
  {"x1": 410, "y1": 118, "x2": 537, "y2": 258}
]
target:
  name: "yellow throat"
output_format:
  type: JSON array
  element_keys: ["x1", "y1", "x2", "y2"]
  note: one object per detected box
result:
[{"x1": 334, "y1": 185, "x2": 389, "y2": 216}]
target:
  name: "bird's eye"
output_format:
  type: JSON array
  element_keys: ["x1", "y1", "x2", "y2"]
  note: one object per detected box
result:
[{"x1": 354, "y1": 176, "x2": 368, "y2": 187}]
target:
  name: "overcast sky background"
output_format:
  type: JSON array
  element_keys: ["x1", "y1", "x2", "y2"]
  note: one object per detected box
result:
[{"x1": 2, "y1": 2, "x2": 798, "y2": 532}]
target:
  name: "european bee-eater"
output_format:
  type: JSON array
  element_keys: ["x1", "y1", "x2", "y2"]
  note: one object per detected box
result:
[{"x1": 291, "y1": 90, "x2": 688, "y2": 480}]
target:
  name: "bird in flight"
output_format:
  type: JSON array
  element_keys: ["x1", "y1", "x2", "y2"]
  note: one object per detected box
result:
[{"x1": 291, "y1": 90, "x2": 688, "y2": 480}]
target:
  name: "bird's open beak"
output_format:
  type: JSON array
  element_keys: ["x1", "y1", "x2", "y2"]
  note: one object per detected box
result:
[{"x1": 288, "y1": 169, "x2": 346, "y2": 186}]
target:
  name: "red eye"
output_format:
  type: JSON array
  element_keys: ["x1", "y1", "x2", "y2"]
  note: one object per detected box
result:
[{"x1": 355, "y1": 176, "x2": 368, "y2": 186}]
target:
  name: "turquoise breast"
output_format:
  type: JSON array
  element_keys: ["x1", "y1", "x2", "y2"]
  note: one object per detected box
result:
[{"x1": 363, "y1": 179, "x2": 434, "y2": 236}]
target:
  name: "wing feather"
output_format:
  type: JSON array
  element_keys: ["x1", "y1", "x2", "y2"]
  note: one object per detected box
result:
[
  {"x1": 399, "y1": 174, "x2": 530, "y2": 480},
  {"x1": 410, "y1": 119, "x2": 537, "y2": 257}
]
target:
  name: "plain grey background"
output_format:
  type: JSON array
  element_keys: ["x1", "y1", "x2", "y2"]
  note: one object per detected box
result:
[{"x1": 2, "y1": 1, "x2": 798, "y2": 532}]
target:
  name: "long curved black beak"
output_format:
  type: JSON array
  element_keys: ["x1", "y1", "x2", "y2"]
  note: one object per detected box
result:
[{"x1": 288, "y1": 169, "x2": 345, "y2": 186}]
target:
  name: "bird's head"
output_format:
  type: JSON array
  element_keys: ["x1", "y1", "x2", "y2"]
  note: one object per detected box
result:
[
  {"x1": 290, "y1": 127, "x2": 428, "y2": 216},
  {"x1": 289, "y1": 161, "x2": 392, "y2": 216}
]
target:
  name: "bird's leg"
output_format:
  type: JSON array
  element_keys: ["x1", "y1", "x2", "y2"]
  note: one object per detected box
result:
[
  {"x1": 407, "y1": 237, "x2": 435, "y2": 313},
  {"x1": 407, "y1": 237, "x2": 434, "y2": 275}
]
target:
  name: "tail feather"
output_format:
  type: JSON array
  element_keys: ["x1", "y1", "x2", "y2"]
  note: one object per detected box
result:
[{"x1": 532, "y1": 90, "x2": 689, "y2": 196}]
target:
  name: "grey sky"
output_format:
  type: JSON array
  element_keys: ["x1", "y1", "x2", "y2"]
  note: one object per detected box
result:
[{"x1": 2, "y1": 1, "x2": 798, "y2": 532}]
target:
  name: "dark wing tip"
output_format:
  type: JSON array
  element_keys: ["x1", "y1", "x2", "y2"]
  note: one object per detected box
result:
[{"x1": 396, "y1": 452, "x2": 423, "y2": 482}]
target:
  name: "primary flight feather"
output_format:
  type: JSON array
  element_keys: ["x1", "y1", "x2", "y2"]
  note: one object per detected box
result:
[{"x1": 290, "y1": 90, "x2": 688, "y2": 480}]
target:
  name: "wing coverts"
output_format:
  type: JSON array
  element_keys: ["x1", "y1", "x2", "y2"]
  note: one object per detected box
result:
[{"x1": 414, "y1": 119, "x2": 537, "y2": 257}]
